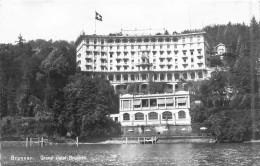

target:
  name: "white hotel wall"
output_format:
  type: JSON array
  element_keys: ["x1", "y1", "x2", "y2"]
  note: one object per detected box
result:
[
  {"x1": 112, "y1": 91, "x2": 191, "y2": 126},
  {"x1": 118, "y1": 108, "x2": 191, "y2": 126}
]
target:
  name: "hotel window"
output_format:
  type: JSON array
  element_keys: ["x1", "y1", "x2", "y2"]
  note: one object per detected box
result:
[
  {"x1": 86, "y1": 40, "x2": 89, "y2": 44},
  {"x1": 190, "y1": 37, "x2": 193, "y2": 42},
  {"x1": 153, "y1": 66, "x2": 156, "y2": 69},
  {"x1": 77, "y1": 54, "x2": 81, "y2": 58},
  {"x1": 146, "y1": 45, "x2": 149, "y2": 49},
  {"x1": 160, "y1": 51, "x2": 164, "y2": 55},
  {"x1": 198, "y1": 49, "x2": 202, "y2": 54},
  {"x1": 131, "y1": 52, "x2": 135, "y2": 55},
  {"x1": 124, "y1": 46, "x2": 127, "y2": 50},
  {"x1": 191, "y1": 65, "x2": 194, "y2": 68},
  {"x1": 158, "y1": 98, "x2": 165, "y2": 107},
  {"x1": 148, "y1": 112, "x2": 158, "y2": 120},
  {"x1": 132, "y1": 59, "x2": 134, "y2": 62},
  {"x1": 150, "y1": 99, "x2": 157, "y2": 107},
  {"x1": 174, "y1": 45, "x2": 177, "y2": 49},
  {"x1": 166, "y1": 98, "x2": 174, "y2": 107},
  {"x1": 182, "y1": 37, "x2": 185, "y2": 43},
  {"x1": 198, "y1": 71, "x2": 203, "y2": 78},
  {"x1": 174, "y1": 51, "x2": 178, "y2": 55},
  {"x1": 153, "y1": 59, "x2": 156, "y2": 62},
  {"x1": 191, "y1": 58, "x2": 194, "y2": 62},
  {"x1": 162, "y1": 111, "x2": 172, "y2": 119},
  {"x1": 138, "y1": 45, "x2": 141, "y2": 49},
  {"x1": 131, "y1": 45, "x2": 134, "y2": 49},
  {"x1": 133, "y1": 100, "x2": 141, "y2": 108},
  {"x1": 197, "y1": 35, "x2": 201, "y2": 41},
  {"x1": 123, "y1": 113, "x2": 130, "y2": 121},
  {"x1": 176, "y1": 97, "x2": 187, "y2": 107},
  {"x1": 175, "y1": 65, "x2": 178, "y2": 69},
  {"x1": 191, "y1": 72, "x2": 195, "y2": 79},
  {"x1": 153, "y1": 51, "x2": 157, "y2": 55},
  {"x1": 94, "y1": 67, "x2": 96, "y2": 70},
  {"x1": 183, "y1": 44, "x2": 186, "y2": 48},
  {"x1": 183, "y1": 51, "x2": 187, "y2": 55},
  {"x1": 122, "y1": 100, "x2": 130, "y2": 110},
  {"x1": 117, "y1": 66, "x2": 120, "y2": 71},
  {"x1": 178, "y1": 111, "x2": 186, "y2": 119},
  {"x1": 132, "y1": 67, "x2": 134, "y2": 70},
  {"x1": 110, "y1": 60, "x2": 112, "y2": 63},
  {"x1": 183, "y1": 73, "x2": 187, "y2": 79},
  {"x1": 110, "y1": 67, "x2": 112, "y2": 70},
  {"x1": 142, "y1": 99, "x2": 148, "y2": 108},
  {"x1": 110, "y1": 46, "x2": 112, "y2": 49},
  {"x1": 160, "y1": 59, "x2": 164, "y2": 62},
  {"x1": 124, "y1": 66, "x2": 127, "y2": 70},
  {"x1": 117, "y1": 46, "x2": 120, "y2": 50},
  {"x1": 190, "y1": 50, "x2": 194, "y2": 55},
  {"x1": 153, "y1": 45, "x2": 156, "y2": 49},
  {"x1": 167, "y1": 45, "x2": 170, "y2": 49},
  {"x1": 167, "y1": 51, "x2": 171, "y2": 55},
  {"x1": 135, "y1": 112, "x2": 144, "y2": 120},
  {"x1": 153, "y1": 74, "x2": 157, "y2": 80},
  {"x1": 168, "y1": 66, "x2": 171, "y2": 69},
  {"x1": 160, "y1": 45, "x2": 163, "y2": 49},
  {"x1": 94, "y1": 46, "x2": 96, "y2": 49}
]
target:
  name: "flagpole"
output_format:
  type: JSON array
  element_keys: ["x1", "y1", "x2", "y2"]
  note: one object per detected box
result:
[{"x1": 95, "y1": 11, "x2": 96, "y2": 34}]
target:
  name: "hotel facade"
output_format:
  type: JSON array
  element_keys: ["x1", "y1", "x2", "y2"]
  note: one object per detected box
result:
[
  {"x1": 110, "y1": 91, "x2": 191, "y2": 127},
  {"x1": 75, "y1": 31, "x2": 211, "y2": 93}
]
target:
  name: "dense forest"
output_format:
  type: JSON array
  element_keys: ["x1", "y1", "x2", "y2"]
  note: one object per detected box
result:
[
  {"x1": 188, "y1": 17, "x2": 260, "y2": 142},
  {"x1": 0, "y1": 17, "x2": 259, "y2": 142},
  {"x1": 0, "y1": 37, "x2": 120, "y2": 140}
]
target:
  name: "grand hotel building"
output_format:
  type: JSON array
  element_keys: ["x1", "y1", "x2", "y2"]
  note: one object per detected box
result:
[{"x1": 75, "y1": 31, "x2": 211, "y2": 93}]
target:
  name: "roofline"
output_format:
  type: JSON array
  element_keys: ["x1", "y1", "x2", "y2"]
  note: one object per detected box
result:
[{"x1": 75, "y1": 31, "x2": 206, "y2": 46}]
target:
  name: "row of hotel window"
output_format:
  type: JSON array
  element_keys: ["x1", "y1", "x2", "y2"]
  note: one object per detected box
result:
[
  {"x1": 86, "y1": 64, "x2": 203, "y2": 71},
  {"x1": 86, "y1": 44, "x2": 202, "y2": 51},
  {"x1": 121, "y1": 97, "x2": 188, "y2": 110},
  {"x1": 84, "y1": 50, "x2": 202, "y2": 57},
  {"x1": 122, "y1": 111, "x2": 186, "y2": 121},
  {"x1": 85, "y1": 57, "x2": 202, "y2": 64},
  {"x1": 86, "y1": 36, "x2": 201, "y2": 44},
  {"x1": 84, "y1": 64, "x2": 204, "y2": 71}
]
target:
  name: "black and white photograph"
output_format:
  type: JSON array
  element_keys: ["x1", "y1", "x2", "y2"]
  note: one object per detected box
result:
[{"x1": 0, "y1": 0, "x2": 260, "y2": 165}]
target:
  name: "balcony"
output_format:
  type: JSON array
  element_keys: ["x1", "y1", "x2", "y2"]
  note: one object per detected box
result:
[
  {"x1": 197, "y1": 60, "x2": 203, "y2": 64},
  {"x1": 136, "y1": 62, "x2": 153, "y2": 67},
  {"x1": 100, "y1": 63, "x2": 108, "y2": 66},
  {"x1": 182, "y1": 56, "x2": 188, "y2": 59},
  {"x1": 197, "y1": 54, "x2": 203, "y2": 58},
  {"x1": 100, "y1": 56, "x2": 107, "y2": 60}
]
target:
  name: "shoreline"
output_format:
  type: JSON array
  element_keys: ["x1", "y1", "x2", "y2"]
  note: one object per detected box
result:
[{"x1": 2, "y1": 138, "x2": 260, "y2": 146}]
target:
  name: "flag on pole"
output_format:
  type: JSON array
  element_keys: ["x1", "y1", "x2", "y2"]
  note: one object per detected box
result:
[{"x1": 95, "y1": 12, "x2": 102, "y2": 21}]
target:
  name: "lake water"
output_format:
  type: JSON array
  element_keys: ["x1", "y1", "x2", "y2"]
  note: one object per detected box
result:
[{"x1": 1, "y1": 143, "x2": 260, "y2": 166}]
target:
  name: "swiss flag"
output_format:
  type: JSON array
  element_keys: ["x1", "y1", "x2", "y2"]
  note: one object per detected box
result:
[{"x1": 95, "y1": 12, "x2": 102, "y2": 21}]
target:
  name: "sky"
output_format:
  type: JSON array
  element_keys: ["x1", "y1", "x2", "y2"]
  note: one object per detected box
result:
[{"x1": 0, "y1": 0, "x2": 259, "y2": 44}]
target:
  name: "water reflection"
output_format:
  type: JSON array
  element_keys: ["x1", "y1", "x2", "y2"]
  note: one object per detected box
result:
[{"x1": 2, "y1": 143, "x2": 260, "y2": 165}]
